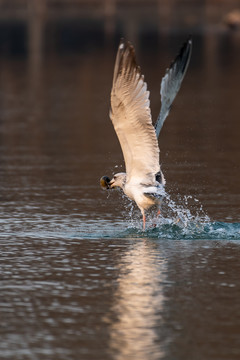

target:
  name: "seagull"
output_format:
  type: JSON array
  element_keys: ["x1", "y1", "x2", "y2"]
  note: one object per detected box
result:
[{"x1": 100, "y1": 37, "x2": 192, "y2": 230}]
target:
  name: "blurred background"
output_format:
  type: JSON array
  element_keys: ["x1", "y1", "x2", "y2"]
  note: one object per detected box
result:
[{"x1": 1, "y1": 0, "x2": 240, "y2": 56}]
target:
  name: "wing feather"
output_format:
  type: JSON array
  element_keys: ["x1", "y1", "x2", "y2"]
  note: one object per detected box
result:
[
  {"x1": 155, "y1": 37, "x2": 192, "y2": 138},
  {"x1": 110, "y1": 40, "x2": 160, "y2": 183}
]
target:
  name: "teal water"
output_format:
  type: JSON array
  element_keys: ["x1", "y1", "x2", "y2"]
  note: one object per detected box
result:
[
  {"x1": 120, "y1": 221, "x2": 240, "y2": 240},
  {"x1": 2, "y1": 214, "x2": 240, "y2": 241}
]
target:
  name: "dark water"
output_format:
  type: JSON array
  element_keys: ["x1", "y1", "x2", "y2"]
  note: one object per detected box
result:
[{"x1": 0, "y1": 30, "x2": 240, "y2": 360}]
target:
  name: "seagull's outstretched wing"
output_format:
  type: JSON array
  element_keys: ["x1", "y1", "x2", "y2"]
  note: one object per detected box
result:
[
  {"x1": 155, "y1": 37, "x2": 192, "y2": 138},
  {"x1": 110, "y1": 40, "x2": 160, "y2": 183}
]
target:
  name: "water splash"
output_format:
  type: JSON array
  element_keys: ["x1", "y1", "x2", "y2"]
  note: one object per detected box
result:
[
  {"x1": 124, "y1": 189, "x2": 209, "y2": 230},
  {"x1": 113, "y1": 190, "x2": 240, "y2": 240},
  {"x1": 98, "y1": 187, "x2": 240, "y2": 240},
  {"x1": 122, "y1": 221, "x2": 240, "y2": 240}
]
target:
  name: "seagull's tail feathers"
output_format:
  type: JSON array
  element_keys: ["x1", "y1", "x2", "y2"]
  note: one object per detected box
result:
[
  {"x1": 143, "y1": 184, "x2": 166, "y2": 201},
  {"x1": 155, "y1": 36, "x2": 192, "y2": 138}
]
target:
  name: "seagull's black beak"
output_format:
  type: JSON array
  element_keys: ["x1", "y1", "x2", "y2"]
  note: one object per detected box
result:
[{"x1": 100, "y1": 176, "x2": 111, "y2": 189}]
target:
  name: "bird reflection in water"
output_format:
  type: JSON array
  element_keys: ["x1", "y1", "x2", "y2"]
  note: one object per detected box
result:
[{"x1": 104, "y1": 240, "x2": 166, "y2": 360}]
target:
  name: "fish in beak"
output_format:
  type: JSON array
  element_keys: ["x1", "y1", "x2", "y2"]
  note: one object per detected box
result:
[{"x1": 100, "y1": 176, "x2": 111, "y2": 189}]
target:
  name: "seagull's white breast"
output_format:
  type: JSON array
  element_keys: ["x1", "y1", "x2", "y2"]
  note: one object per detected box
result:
[{"x1": 124, "y1": 182, "x2": 159, "y2": 212}]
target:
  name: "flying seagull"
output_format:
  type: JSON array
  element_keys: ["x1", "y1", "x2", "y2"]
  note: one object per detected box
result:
[{"x1": 100, "y1": 37, "x2": 192, "y2": 229}]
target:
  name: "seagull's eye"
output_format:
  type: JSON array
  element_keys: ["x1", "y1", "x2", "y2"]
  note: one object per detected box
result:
[{"x1": 113, "y1": 176, "x2": 116, "y2": 180}]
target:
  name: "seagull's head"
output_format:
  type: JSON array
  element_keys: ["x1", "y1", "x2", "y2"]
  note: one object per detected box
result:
[{"x1": 109, "y1": 172, "x2": 126, "y2": 189}]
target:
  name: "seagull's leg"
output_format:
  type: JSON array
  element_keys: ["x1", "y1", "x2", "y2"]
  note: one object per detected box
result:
[
  {"x1": 142, "y1": 214, "x2": 146, "y2": 230},
  {"x1": 140, "y1": 208, "x2": 146, "y2": 230},
  {"x1": 153, "y1": 208, "x2": 161, "y2": 228},
  {"x1": 140, "y1": 209, "x2": 146, "y2": 230}
]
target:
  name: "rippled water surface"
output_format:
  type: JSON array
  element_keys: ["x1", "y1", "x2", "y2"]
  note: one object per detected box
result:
[{"x1": 0, "y1": 28, "x2": 240, "y2": 360}]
